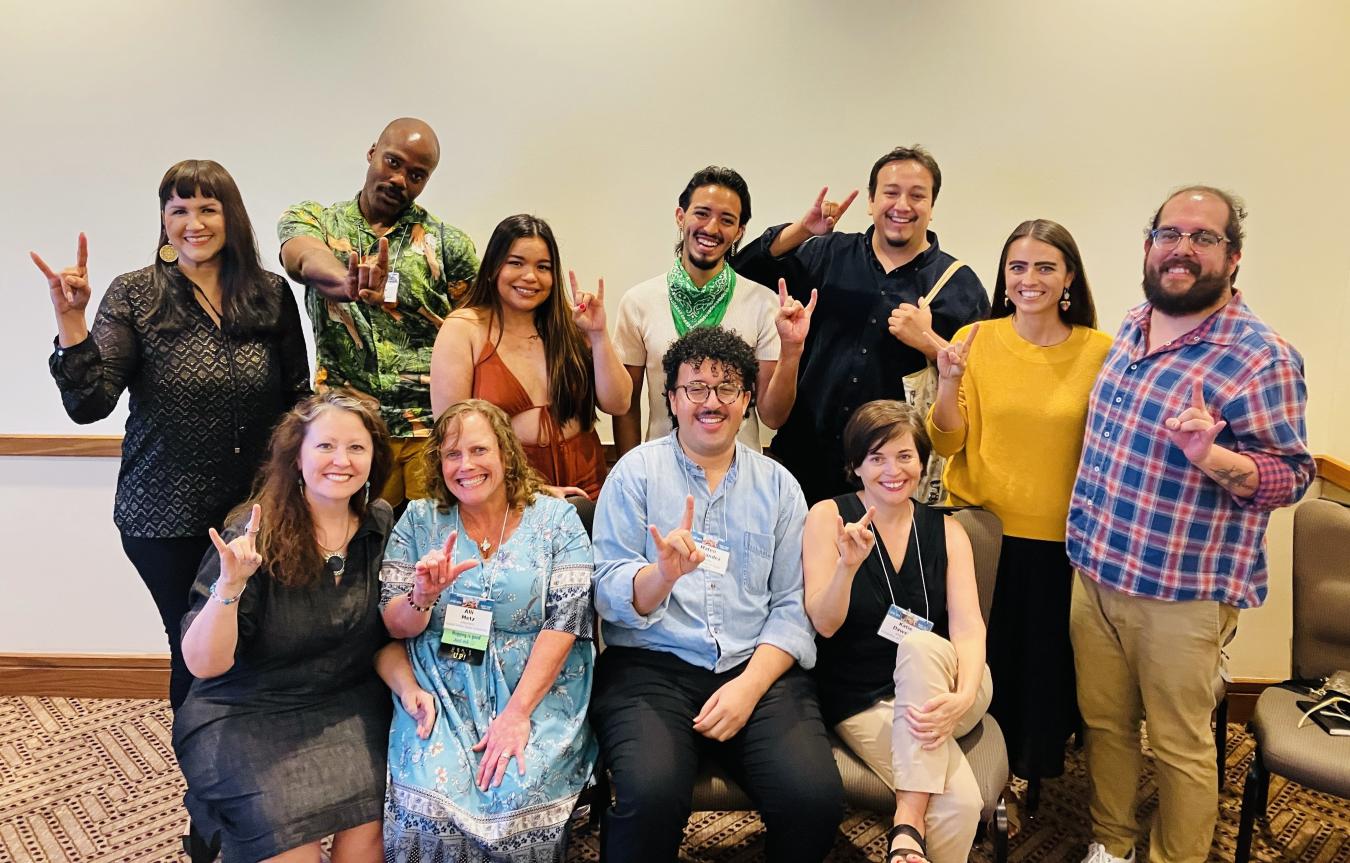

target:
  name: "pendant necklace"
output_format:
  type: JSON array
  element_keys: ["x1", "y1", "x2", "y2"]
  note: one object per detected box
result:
[
  {"x1": 472, "y1": 506, "x2": 511, "y2": 557},
  {"x1": 317, "y1": 516, "x2": 358, "y2": 580}
]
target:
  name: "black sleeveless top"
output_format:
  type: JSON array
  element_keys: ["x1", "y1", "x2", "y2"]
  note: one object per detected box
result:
[{"x1": 813, "y1": 494, "x2": 949, "y2": 726}]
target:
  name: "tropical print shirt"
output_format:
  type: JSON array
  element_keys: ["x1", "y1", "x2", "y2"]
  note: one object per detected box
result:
[{"x1": 278, "y1": 196, "x2": 478, "y2": 436}]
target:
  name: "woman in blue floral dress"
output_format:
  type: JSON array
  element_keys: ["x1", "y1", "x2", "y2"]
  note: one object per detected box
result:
[{"x1": 376, "y1": 399, "x2": 596, "y2": 862}]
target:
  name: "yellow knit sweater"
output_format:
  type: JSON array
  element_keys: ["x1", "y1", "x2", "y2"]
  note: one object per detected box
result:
[{"x1": 925, "y1": 316, "x2": 1112, "y2": 541}]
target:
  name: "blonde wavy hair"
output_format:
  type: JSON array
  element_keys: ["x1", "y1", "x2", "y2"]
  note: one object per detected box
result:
[{"x1": 423, "y1": 399, "x2": 544, "y2": 513}]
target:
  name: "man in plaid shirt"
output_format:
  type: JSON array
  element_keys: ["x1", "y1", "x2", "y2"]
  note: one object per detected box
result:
[{"x1": 1066, "y1": 186, "x2": 1314, "y2": 863}]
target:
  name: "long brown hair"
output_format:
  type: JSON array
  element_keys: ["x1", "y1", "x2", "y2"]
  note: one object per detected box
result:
[
  {"x1": 990, "y1": 218, "x2": 1098, "y2": 329},
  {"x1": 228, "y1": 389, "x2": 392, "y2": 588},
  {"x1": 423, "y1": 399, "x2": 544, "y2": 514},
  {"x1": 144, "y1": 159, "x2": 279, "y2": 336},
  {"x1": 459, "y1": 215, "x2": 597, "y2": 430}
]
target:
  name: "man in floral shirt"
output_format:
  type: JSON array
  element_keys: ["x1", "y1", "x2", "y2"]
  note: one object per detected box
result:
[{"x1": 280, "y1": 117, "x2": 477, "y2": 506}]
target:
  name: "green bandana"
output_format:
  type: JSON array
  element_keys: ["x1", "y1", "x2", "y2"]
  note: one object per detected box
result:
[{"x1": 667, "y1": 259, "x2": 737, "y2": 336}]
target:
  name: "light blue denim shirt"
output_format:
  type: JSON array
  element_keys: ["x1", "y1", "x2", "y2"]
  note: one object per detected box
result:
[{"x1": 592, "y1": 431, "x2": 816, "y2": 672}]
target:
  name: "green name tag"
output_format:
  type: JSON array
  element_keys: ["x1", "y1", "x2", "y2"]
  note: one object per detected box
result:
[{"x1": 440, "y1": 593, "x2": 493, "y2": 664}]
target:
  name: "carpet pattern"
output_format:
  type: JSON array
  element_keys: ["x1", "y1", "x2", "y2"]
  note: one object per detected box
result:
[{"x1": 1, "y1": 697, "x2": 1347, "y2": 862}]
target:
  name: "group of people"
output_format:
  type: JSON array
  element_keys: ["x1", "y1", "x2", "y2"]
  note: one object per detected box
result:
[{"x1": 32, "y1": 117, "x2": 1314, "y2": 863}]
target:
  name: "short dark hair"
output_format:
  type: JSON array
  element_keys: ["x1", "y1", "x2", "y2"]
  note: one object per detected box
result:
[
  {"x1": 678, "y1": 166, "x2": 752, "y2": 225},
  {"x1": 868, "y1": 145, "x2": 943, "y2": 202},
  {"x1": 841, "y1": 400, "x2": 931, "y2": 486},
  {"x1": 990, "y1": 219, "x2": 1098, "y2": 328},
  {"x1": 660, "y1": 326, "x2": 759, "y2": 428},
  {"x1": 1149, "y1": 184, "x2": 1247, "y2": 255}
]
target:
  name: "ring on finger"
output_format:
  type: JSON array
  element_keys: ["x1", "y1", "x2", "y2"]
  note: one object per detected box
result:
[{"x1": 497, "y1": 753, "x2": 511, "y2": 761}]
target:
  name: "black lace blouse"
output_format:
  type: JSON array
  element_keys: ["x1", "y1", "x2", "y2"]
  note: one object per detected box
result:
[{"x1": 49, "y1": 266, "x2": 310, "y2": 537}]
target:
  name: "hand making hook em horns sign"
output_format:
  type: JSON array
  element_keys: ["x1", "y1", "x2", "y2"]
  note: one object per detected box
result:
[
  {"x1": 568, "y1": 270, "x2": 608, "y2": 336},
  {"x1": 925, "y1": 322, "x2": 980, "y2": 381},
  {"x1": 775, "y1": 278, "x2": 818, "y2": 348},
  {"x1": 208, "y1": 504, "x2": 265, "y2": 589},
  {"x1": 835, "y1": 506, "x2": 877, "y2": 571},
  {"x1": 800, "y1": 186, "x2": 859, "y2": 237},
  {"x1": 347, "y1": 235, "x2": 390, "y2": 306},
  {"x1": 648, "y1": 495, "x2": 704, "y2": 583},
  {"x1": 31, "y1": 233, "x2": 93, "y2": 326},
  {"x1": 412, "y1": 529, "x2": 478, "y2": 606},
  {"x1": 1163, "y1": 379, "x2": 1227, "y2": 465}
]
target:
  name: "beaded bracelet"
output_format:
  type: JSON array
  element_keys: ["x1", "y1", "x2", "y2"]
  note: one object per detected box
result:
[
  {"x1": 406, "y1": 590, "x2": 434, "y2": 613},
  {"x1": 210, "y1": 580, "x2": 245, "y2": 606}
]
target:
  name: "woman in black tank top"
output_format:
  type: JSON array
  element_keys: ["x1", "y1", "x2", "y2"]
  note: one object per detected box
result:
[{"x1": 802, "y1": 401, "x2": 989, "y2": 863}]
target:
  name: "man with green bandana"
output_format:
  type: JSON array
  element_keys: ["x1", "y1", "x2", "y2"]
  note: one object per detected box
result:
[
  {"x1": 613, "y1": 166, "x2": 815, "y2": 457},
  {"x1": 279, "y1": 117, "x2": 478, "y2": 507}
]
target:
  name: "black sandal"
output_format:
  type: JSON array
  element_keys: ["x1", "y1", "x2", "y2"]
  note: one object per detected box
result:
[{"x1": 886, "y1": 823, "x2": 931, "y2": 863}]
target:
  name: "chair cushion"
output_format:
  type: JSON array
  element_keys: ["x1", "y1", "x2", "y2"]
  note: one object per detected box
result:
[
  {"x1": 689, "y1": 714, "x2": 1009, "y2": 820},
  {"x1": 1251, "y1": 685, "x2": 1350, "y2": 798}
]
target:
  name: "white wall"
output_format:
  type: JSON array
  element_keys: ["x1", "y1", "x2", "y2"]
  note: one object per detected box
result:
[{"x1": 3, "y1": 1, "x2": 1348, "y2": 678}]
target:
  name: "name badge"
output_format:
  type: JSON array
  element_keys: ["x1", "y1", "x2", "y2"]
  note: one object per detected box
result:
[
  {"x1": 383, "y1": 271, "x2": 401, "y2": 305},
  {"x1": 878, "y1": 604, "x2": 935, "y2": 645},
  {"x1": 693, "y1": 530, "x2": 730, "y2": 575},
  {"x1": 440, "y1": 593, "x2": 493, "y2": 665}
]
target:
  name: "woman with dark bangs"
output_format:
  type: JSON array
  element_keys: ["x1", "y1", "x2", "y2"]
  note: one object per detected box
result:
[
  {"x1": 175, "y1": 390, "x2": 395, "y2": 862},
  {"x1": 429, "y1": 214, "x2": 631, "y2": 510},
  {"x1": 32, "y1": 159, "x2": 310, "y2": 709}
]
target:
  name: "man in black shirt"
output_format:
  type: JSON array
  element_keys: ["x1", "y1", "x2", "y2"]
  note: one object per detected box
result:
[{"x1": 733, "y1": 145, "x2": 989, "y2": 504}]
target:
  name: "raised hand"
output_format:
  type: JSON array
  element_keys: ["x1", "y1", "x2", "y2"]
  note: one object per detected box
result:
[
  {"x1": 31, "y1": 233, "x2": 93, "y2": 319},
  {"x1": 835, "y1": 506, "x2": 877, "y2": 571},
  {"x1": 926, "y1": 322, "x2": 979, "y2": 381},
  {"x1": 801, "y1": 186, "x2": 859, "y2": 236},
  {"x1": 568, "y1": 270, "x2": 607, "y2": 335},
  {"x1": 208, "y1": 504, "x2": 264, "y2": 589},
  {"x1": 346, "y1": 236, "x2": 389, "y2": 305},
  {"x1": 472, "y1": 708, "x2": 530, "y2": 790},
  {"x1": 401, "y1": 687, "x2": 438, "y2": 739},
  {"x1": 775, "y1": 279, "x2": 818, "y2": 348},
  {"x1": 888, "y1": 293, "x2": 935, "y2": 349},
  {"x1": 648, "y1": 495, "x2": 704, "y2": 583},
  {"x1": 412, "y1": 530, "x2": 478, "y2": 605},
  {"x1": 1163, "y1": 379, "x2": 1227, "y2": 465}
]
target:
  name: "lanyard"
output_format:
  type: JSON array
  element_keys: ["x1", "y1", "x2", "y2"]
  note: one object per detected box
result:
[
  {"x1": 454, "y1": 506, "x2": 509, "y2": 600},
  {"x1": 867, "y1": 509, "x2": 929, "y2": 621},
  {"x1": 678, "y1": 454, "x2": 731, "y2": 542},
  {"x1": 363, "y1": 222, "x2": 410, "y2": 268}
]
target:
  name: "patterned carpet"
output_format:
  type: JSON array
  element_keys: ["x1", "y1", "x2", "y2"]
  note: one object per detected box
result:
[{"x1": 1, "y1": 697, "x2": 1347, "y2": 862}]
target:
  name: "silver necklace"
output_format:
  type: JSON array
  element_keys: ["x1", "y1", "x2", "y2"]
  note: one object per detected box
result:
[{"x1": 468, "y1": 506, "x2": 511, "y2": 556}]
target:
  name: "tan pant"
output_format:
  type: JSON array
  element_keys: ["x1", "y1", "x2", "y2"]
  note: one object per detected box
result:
[
  {"x1": 379, "y1": 437, "x2": 431, "y2": 508},
  {"x1": 835, "y1": 629, "x2": 993, "y2": 863},
  {"x1": 1070, "y1": 572, "x2": 1238, "y2": 863}
]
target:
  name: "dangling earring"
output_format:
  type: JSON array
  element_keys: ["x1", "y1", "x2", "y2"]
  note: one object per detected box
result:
[
  {"x1": 297, "y1": 476, "x2": 305, "y2": 490},
  {"x1": 1003, "y1": 294, "x2": 1012, "y2": 308},
  {"x1": 363, "y1": 481, "x2": 370, "y2": 506},
  {"x1": 1059, "y1": 288, "x2": 1072, "y2": 312},
  {"x1": 158, "y1": 244, "x2": 178, "y2": 263}
]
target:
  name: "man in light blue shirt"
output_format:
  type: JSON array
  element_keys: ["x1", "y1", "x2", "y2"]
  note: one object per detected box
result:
[{"x1": 590, "y1": 326, "x2": 843, "y2": 863}]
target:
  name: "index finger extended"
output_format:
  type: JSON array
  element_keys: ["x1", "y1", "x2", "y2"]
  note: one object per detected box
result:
[
  {"x1": 680, "y1": 494, "x2": 695, "y2": 531},
  {"x1": 30, "y1": 251, "x2": 58, "y2": 282},
  {"x1": 778, "y1": 278, "x2": 789, "y2": 306},
  {"x1": 76, "y1": 232, "x2": 89, "y2": 270},
  {"x1": 813, "y1": 186, "x2": 828, "y2": 210},
  {"x1": 857, "y1": 506, "x2": 876, "y2": 530},
  {"x1": 377, "y1": 235, "x2": 389, "y2": 267},
  {"x1": 1190, "y1": 378, "x2": 1207, "y2": 412},
  {"x1": 959, "y1": 322, "x2": 981, "y2": 354},
  {"x1": 443, "y1": 529, "x2": 459, "y2": 556},
  {"x1": 835, "y1": 189, "x2": 859, "y2": 218},
  {"x1": 246, "y1": 503, "x2": 262, "y2": 533}
]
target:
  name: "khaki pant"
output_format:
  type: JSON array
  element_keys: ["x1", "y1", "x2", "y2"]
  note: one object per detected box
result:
[
  {"x1": 1070, "y1": 572, "x2": 1238, "y2": 863},
  {"x1": 379, "y1": 437, "x2": 431, "y2": 508},
  {"x1": 835, "y1": 629, "x2": 993, "y2": 863}
]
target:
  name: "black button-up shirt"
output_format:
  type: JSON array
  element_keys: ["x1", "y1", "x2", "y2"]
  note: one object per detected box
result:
[{"x1": 733, "y1": 226, "x2": 988, "y2": 503}]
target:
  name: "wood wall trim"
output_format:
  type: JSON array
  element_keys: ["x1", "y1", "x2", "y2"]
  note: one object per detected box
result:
[
  {"x1": 1316, "y1": 454, "x2": 1350, "y2": 492},
  {"x1": 0, "y1": 653, "x2": 168, "y2": 699},
  {"x1": 0, "y1": 435, "x2": 122, "y2": 457}
]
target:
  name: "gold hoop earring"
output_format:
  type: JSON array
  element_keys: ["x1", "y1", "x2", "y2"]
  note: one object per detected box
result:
[{"x1": 159, "y1": 244, "x2": 179, "y2": 263}]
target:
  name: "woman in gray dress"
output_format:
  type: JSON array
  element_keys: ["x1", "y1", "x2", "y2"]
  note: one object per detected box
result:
[{"x1": 174, "y1": 389, "x2": 394, "y2": 863}]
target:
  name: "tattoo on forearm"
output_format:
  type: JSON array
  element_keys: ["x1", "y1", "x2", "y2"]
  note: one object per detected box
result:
[{"x1": 1211, "y1": 466, "x2": 1256, "y2": 493}]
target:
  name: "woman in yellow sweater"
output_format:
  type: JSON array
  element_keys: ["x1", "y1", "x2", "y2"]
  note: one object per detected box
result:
[{"x1": 926, "y1": 219, "x2": 1110, "y2": 796}]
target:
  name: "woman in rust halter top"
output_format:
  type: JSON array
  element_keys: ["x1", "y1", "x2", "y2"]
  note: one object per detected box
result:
[{"x1": 430, "y1": 214, "x2": 631, "y2": 505}]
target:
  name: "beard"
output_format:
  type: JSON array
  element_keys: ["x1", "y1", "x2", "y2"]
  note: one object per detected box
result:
[{"x1": 1142, "y1": 258, "x2": 1231, "y2": 315}]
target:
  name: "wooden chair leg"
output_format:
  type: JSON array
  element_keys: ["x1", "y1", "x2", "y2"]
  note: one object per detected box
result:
[{"x1": 1234, "y1": 742, "x2": 1268, "y2": 863}]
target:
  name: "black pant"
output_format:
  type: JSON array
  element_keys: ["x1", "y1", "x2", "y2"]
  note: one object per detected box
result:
[
  {"x1": 120, "y1": 534, "x2": 210, "y2": 709},
  {"x1": 590, "y1": 647, "x2": 843, "y2": 863}
]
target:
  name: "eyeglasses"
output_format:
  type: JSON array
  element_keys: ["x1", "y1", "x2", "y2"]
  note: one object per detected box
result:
[
  {"x1": 1149, "y1": 227, "x2": 1229, "y2": 250},
  {"x1": 675, "y1": 382, "x2": 745, "y2": 404}
]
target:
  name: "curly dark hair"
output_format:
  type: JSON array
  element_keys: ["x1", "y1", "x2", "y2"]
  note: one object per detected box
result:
[{"x1": 660, "y1": 325, "x2": 759, "y2": 428}]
